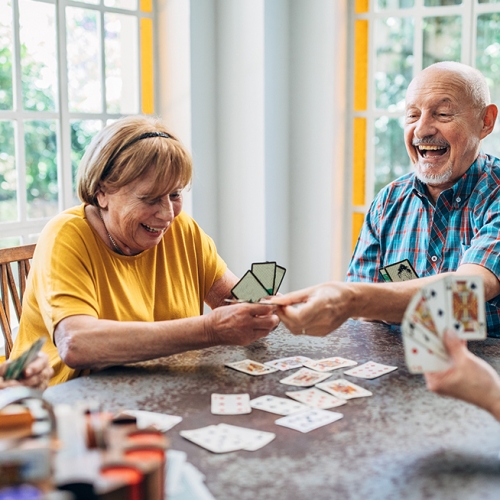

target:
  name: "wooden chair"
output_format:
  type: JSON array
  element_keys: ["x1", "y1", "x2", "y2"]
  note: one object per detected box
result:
[{"x1": 0, "y1": 244, "x2": 36, "y2": 359}]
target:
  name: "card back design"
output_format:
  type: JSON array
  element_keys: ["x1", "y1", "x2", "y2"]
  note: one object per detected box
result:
[
  {"x1": 382, "y1": 259, "x2": 419, "y2": 282},
  {"x1": 231, "y1": 270, "x2": 270, "y2": 302}
]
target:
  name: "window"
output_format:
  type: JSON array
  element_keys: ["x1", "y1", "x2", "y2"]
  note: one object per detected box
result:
[
  {"x1": 350, "y1": 0, "x2": 500, "y2": 249},
  {"x1": 0, "y1": 0, "x2": 156, "y2": 248}
]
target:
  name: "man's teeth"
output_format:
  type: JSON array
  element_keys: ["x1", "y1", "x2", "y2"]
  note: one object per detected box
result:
[
  {"x1": 142, "y1": 223, "x2": 162, "y2": 233},
  {"x1": 418, "y1": 145, "x2": 446, "y2": 150}
]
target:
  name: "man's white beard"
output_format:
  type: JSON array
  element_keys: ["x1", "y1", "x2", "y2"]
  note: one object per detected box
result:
[{"x1": 415, "y1": 162, "x2": 453, "y2": 185}]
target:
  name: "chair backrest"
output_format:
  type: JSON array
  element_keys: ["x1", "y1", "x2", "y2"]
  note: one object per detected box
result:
[{"x1": 0, "y1": 244, "x2": 36, "y2": 359}]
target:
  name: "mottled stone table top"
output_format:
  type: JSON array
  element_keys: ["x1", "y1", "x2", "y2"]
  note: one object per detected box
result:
[{"x1": 45, "y1": 320, "x2": 500, "y2": 500}]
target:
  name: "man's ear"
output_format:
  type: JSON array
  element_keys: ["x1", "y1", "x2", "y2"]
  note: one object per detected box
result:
[{"x1": 480, "y1": 103, "x2": 498, "y2": 139}]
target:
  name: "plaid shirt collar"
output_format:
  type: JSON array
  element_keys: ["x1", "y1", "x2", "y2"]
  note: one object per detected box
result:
[{"x1": 411, "y1": 154, "x2": 485, "y2": 207}]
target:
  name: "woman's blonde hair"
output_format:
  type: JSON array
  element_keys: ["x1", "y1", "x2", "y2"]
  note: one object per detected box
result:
[{"x1": 77, "y1": 115, "x2": 192, "y2": 206}]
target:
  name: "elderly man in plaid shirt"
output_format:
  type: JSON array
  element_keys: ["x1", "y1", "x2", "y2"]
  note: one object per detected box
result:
[{"x1": 275, "y1": 61, "x2": 500, "y2": 339}]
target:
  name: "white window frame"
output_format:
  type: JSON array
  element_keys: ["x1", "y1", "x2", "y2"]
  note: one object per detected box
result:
[{"x1": 0, "y1": 0, "x2": 155, "y2": 244}]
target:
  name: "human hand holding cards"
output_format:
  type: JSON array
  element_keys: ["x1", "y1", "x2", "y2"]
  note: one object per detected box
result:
[
  {"x1": 402, "y1": 275, "x2": 486, "y2": 374},
  {"x1": 228, "y1": 261, "x2": 286, "y2": 303},
  {"x1": 3, "y1": 338, "x2": 46, "y2": 381}
]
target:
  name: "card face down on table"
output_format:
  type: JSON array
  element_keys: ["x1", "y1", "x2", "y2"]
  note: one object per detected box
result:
[
  {"x1": 230, "y1": 261, "x2": 286, "y2": 303},
  {"x1": 402, "y1": 275, "x2": 486, "y2": 374}
]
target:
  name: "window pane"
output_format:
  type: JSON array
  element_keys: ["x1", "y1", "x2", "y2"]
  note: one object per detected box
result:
[
  {"x1": 70, "y1": 119, "x2": 101, "y2": 205},
  {"x1": 376, "y1": 0, "x2": 414, "y2": 9},
  {"x1": 105, "y1": 13, "x2": 139, "y2": 113},
  {"x1": 66, "y1": 7, "x2": 102, "y2": 113},
  {"x1": 0, "y1": 237, "x2": 21, "y2": 250},
  {"x1": 24, "y1": 120, "x2": 58, "y2": 219},
  {"x1": 476, "y1": 13, "x2": 500, "y2": 107},
  {"x1": 0, "y1": 121, "x2": 17, "y2": 222},
  {"x1": 19, "y1": 0, "x2": 57, "y2": 112},
  {"x1": 375, "y1": 17, "x2": 414, "y2": 110},
  {"x1": 0, "y1": 0, "x2": 13, "y2": 110},
  {"x1": 423, "y1": 16, "x2": 461, "y2": 68},
  {"x1": 74, "y1": 0, "x2": 100, "y2": 5},
  {"x1": 374, "y1": 116, "x2": 411, "y2": 195},
  {"x1": 104, "y1": 0, "x2": 138, "y2": 11},
  {"x1": 425, "y1": 0, "x2": 461, "y2": 6},
  {"x1": 479, "y1": 0, "x2": 500, "y2": 3}
]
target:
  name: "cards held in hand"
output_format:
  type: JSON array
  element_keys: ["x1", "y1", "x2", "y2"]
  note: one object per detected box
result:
[
  {"x1": 4, "y1": 338, "x2": 46, "y2": 381},
  {"x1": 231, "y1": 261, "x2": 286, "y2": 302},
  {"x1": 402, "y1": 275, "x2": 486, "y2": 374}
]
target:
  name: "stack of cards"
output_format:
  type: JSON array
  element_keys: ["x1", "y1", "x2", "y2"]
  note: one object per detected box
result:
[
  {"x1": 231, "y1": 261, "x2": 286, "y2": 302},
  {"x1": 285, "y1": 388, "x2": 347, "y2": 410},
  {"x1": 402, "y1": 275, "x2": 486, "y2": 374},
  {"x1": 264, "y1": 356, "x2": 312, "y2": 371},
  {"x1": 180, "y1": 424, "x2": 275, "y2": 453}
]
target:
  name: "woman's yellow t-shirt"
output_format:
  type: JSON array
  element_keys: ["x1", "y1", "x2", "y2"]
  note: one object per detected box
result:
[{"x1": 11, "y1": 205, "x2": 227, "y2": 385}]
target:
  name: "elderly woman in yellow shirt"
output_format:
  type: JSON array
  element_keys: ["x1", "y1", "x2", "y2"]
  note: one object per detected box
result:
[{"x1": 11, "y1": 116, "x2": 279, "y2": 385}]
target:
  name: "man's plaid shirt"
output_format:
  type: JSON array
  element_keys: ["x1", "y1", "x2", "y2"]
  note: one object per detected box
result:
[{"x1": 347, "y1": 153, "x2": 500, "y2": 337}]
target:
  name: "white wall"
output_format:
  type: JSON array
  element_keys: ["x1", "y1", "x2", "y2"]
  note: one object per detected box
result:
[{"x1": 158, "y1": 0, "x2": 349, "y2": 291}]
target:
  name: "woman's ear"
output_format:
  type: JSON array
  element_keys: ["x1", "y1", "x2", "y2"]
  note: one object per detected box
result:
[{"x1": 96, "y1": 183, "x2": 108, "y2": 209}]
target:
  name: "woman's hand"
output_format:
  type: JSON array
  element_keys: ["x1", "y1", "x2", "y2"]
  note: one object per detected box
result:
[
  {"x1": 0, "y1": 352, "x2": 53, "y2": 391},
  {"x1": 205, "y1": 302, "x2": 280, "y2": 346}
]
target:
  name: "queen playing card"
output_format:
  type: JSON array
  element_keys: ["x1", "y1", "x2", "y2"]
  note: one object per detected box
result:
[
  {"x1": 279, "y1": 368, "x2": 332, "y2": 387},
  {"x1": 315, "y1": 379, "x2": 373, "y2": 400}
]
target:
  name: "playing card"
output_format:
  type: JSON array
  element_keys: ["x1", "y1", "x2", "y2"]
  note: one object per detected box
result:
[
  {"x1": 211, "y1": 393, "x2": 251, "y2": 415},
  {"x1": 249, "y1": 395, "x2": 309, "y2": 415},
  {"x1": 382, "y1": 259, "x2": 419, "y2": 282},
  {"x1": 119, "y1": 410, "x2": 182, "y2": 432},
  {"x1": 315, "y1": 379, "x2": 373, "y2": 400},
  {"x1": 420, "y1": 279, "x2": 450, "y2": 336},
  {"x1": 379, "y1": 268, "x2": 392, "y2": 282},
  {"x1": 231, "y1": 270, "x2": 270, "y2": 302},
  {"x1": 225, "y1": 359, "x2": 278, "y2": 376},
  {"x1": 447, "y1": 275, "x2": 486, "y2": 340},
  {"x1": 279, "y1": 368, "x2": 332, "y2": 387},
  {"x1": 216, "y1": 424, "x2": 276, "y2": 451},
  {"x1": 4, "y1": 338, "x2": 46, "y2": 381},
  {"x1": 251, "y1": 262, "x2": 277, "y2": 294},
  {"x1": 285, "y1": 388, "x2": 347, "y2": 410},
  {"x1": 274, "y1": 409, "x2": 343, "y2": 433},
  {"x1": 264, "y1": 356, "x2": 312, "y2": 371},
  {"x1": 403, "y1": 331, "x2": 452, "y2": 374},
  {"x1": 302, "y1": 357, "x2": 357, "y2": 372},
  {"x1": 401, "y1": 315, "x2": 448, "y2": 360},
  {"x1": 407, "y1": 290, "x2": 441, "y2": 337},
  {"x1": 343, "y1": 361, "x2": 397, "y2": 380},
  {"x1": 273, "y1": 265, "x2": 286, "y2": 294},
  {"x1": 180, "y1": 425, "x2": 249, "y2": 453}
]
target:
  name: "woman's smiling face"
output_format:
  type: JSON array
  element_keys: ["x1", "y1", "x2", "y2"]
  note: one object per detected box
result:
[{"x1": 98, "y1": 168, "x2": 184, "y2": 255}]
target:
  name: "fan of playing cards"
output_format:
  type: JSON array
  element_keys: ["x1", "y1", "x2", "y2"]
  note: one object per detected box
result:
[
  {"x1": 402, "y1": 275, "x2": 486, "y2": 374},
  {"x1": 229, "y1": 261, "x2": 286, "y2": 303}
]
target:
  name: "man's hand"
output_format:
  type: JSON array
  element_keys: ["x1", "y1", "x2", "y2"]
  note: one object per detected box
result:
[
  {"x1": 271, "y1": 282, "x2": 356, "y2": 336},
  {"x1": 424, "y1": 330, "x2": 500, "y2": 420},
  {"x1": 0, "y1": 352, "x2": 53, "y2": 391},
  {"x1": 204, "y1": 302, "x2": 280, "y2": 346}
]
